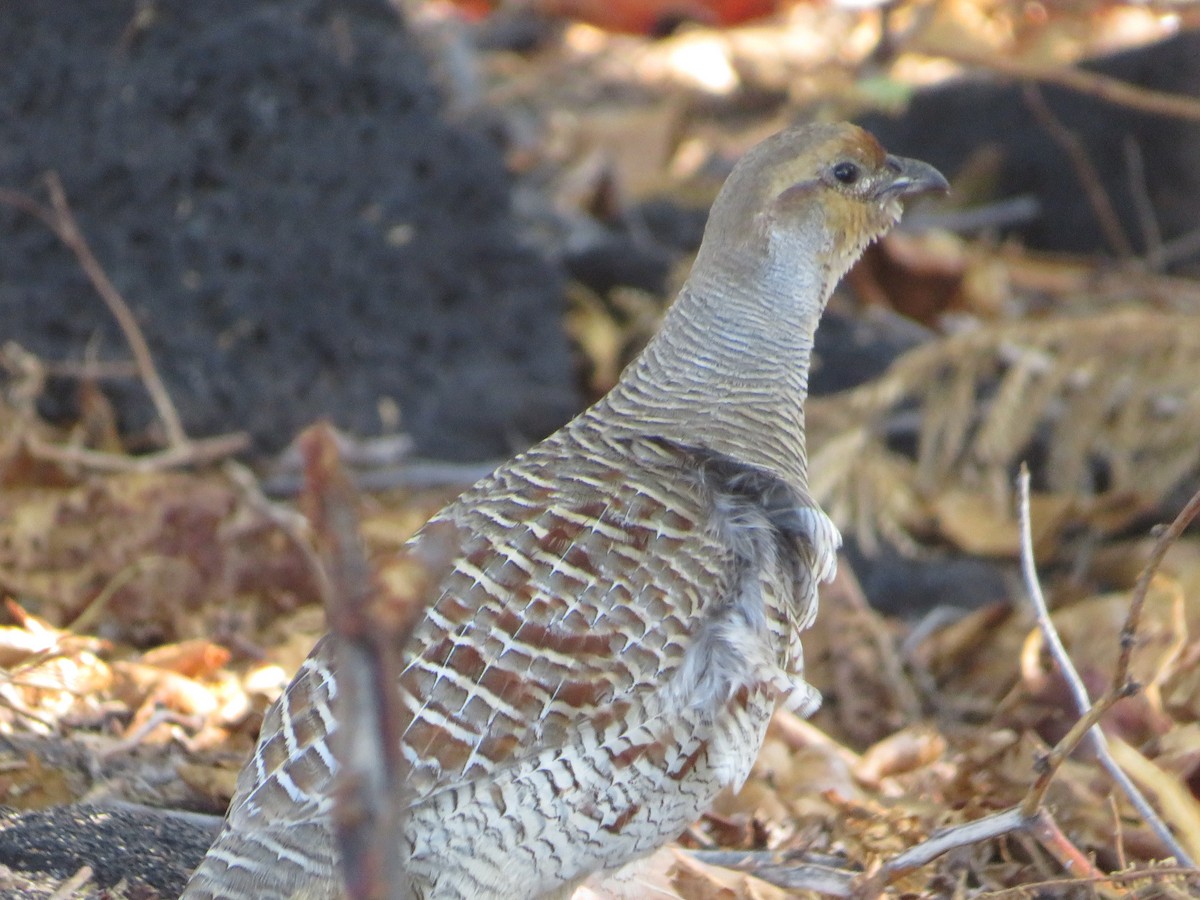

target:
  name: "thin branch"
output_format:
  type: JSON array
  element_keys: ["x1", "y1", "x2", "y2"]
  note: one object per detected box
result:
[
  {"x1": 710, "y1": 807, "x2": 1107, "y2": 897},
  {"x1": 47, "y1": 865, "x2": 94, "y2": 900},
  {"x1": 301, "y1": 423, "x2": 462, "y2": 900},
  {"x1": 0, "y1": 174, "x2": 191, "y2": 448},
  {"x1": 22, "y1": 432, "x2": 249, "y2": 473},
  {"x1": 41, "y1": 358, "x2": 141, "y2": 381},
  {"x1": 1014, "y1": 465, "x2": 1196, "y2": 866},
  {"x1": 689, "y1": 850, "x2": 857, "y2": 897},
  {"x1": 918, "y1": 45, "x2": 1200, "y2": 123},
  {"x1": 261, "y1": 459, "x2": 498, "y2": 497},
  {"x1": 65, "y1": 555, "x2": 176, "y2": 634},
  {"x1": 303, "y1": 423, "x2": 411, "y2": 900},
  {"x1": 1108, "y1": 737, "x2": 1200, "y2": 864},
  {"x1": 1019, "y1": 680, "x2": 1133, "y2": 816},
  {"x1": 1116, "y1": 485, "x2": 1200, "y2": 695},
  {"x1": 1021, "y1": 83, "x2": 1133, "y2": 259},
  {"x1": 1123, "y1": 136, "x2": 1164, "y2": 271},
  {"x1": 1159, "y1": 224, "x2": 1200, "y2": 268},
  {"x1": 978, "y1": 863, "x2": 1200, "y2": 899},
  {"x1": 1027, "y1": 809, "x2": 1109, "y2": 887},
  {"x1": 41, "y1": 174, "x2": 188, "y2": 446},
  {"x1": 860, "y1": 807, "x2": 1030, "y2": 892}
]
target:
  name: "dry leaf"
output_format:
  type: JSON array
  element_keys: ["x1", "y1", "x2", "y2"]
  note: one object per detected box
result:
[{"x1": 140, "y1": 639, "x2": 231, "y2": 679}]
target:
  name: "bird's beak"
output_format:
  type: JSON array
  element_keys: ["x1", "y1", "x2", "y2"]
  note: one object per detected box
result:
[{"x1": 878, "y1": 155, "x2": 949, "y2": 198}]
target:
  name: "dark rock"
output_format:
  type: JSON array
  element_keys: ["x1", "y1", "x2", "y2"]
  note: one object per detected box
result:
[
  {"x1": 842, "y1": 539, "x2": 1013, "y2": 617},
  {"x1": 809, "y1": 308, "x2": 928, "y2": 397},
  {"x1": 0, "y1": 805, "x2": 218, "y2": 897},
  {"x1": 562, "y1": 231, "x2": 676, "y2": 296},
  {"x1": 0, "y1": 0, "x2": 579, "y2": 460}
]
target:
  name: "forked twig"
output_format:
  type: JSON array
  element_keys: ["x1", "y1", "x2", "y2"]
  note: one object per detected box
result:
[
  {"x1": 711, "y1": 472, "x2": 1200, "y2": 896},
  {"x1": 1015, "y1": 465, "x2": 1198, "y2": 867},
  {"x1": 22, "y1": 432, "x2": 249, "y2": 473}
]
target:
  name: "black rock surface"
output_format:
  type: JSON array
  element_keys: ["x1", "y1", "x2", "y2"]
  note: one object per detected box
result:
[
  {"x1": 0, "y1": 804, "x2": 217, "y2": 897},
  {"x1": 0, "y1": 0, "x2": 579, "y2": 460}
]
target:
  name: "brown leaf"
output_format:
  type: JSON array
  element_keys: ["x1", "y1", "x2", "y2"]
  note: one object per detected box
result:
[
  {"x1": 668, "y1": 849, "x2": 788, "y2": 900},
  {"x1": 140, "y1": 639, "x2": 231, "y2": 679},
  {"x1": 854, "y1": 727, "x2": 948, "y2": 789}
]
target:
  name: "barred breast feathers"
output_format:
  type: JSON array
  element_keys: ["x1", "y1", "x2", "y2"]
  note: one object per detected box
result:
[{"x1": 414, "y1": 426, "x2": 837, "y2": 789}]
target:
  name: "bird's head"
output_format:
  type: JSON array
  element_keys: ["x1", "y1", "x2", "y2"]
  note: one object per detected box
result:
[{"x1": 692, "y1": 122, "x2": 948, "y2": 307}]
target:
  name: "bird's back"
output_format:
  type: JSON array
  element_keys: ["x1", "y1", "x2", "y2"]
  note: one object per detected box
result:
[{"x1": 183, "y1": 407, "x2": 829, "y2": 899}]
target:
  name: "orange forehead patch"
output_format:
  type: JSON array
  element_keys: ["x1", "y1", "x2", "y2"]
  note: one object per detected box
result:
[
  {"x1": 832, "y1": 126, "x2": 887, "y2": 167},
  {"x1": 760, "y1": 125, "x2": 889, "y2": 196}
]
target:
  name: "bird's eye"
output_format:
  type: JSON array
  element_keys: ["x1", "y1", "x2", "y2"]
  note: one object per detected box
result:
[{"x1": 831, "y1": 161, "x2": 860, "y2": 185}]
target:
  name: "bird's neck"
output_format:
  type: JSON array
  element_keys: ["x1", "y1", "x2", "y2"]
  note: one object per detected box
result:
[{"x1": 598, "y1": 251, "x2": 828, "y2": 494}]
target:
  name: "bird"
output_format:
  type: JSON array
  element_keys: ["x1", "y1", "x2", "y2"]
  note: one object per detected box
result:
[{"x1": 181, "y1": 122, "x2": 947, "y2": 900}]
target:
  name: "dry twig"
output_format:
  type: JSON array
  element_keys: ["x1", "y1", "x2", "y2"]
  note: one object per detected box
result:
[
  {"x1": 0, "y1": 175, "x2": 186, "y2": 446},
  {"x1": 698, "y1": 807, "x2": 1100, "y2": 897},
  {"x1": 303, "y1": 422, "x2": 410, "y2": 900},
  {"x1": 1123, "y1": 136, "x2": 1165, "y2": 271},
  {"x1": 978, "y1": 863, "x2": 1200, "y2": 899},
  {"x1": 1021, "y1": 83, "x2": 1133, "y2": 259},
  {"x1": 46, "y1": 865, "x2": 94, "y2": 900},
  {"x1": 22, "y1": 431, "x2": 249, "y2": 473},
  {"x1": 302, "y1": 423, "x2": 461, "y2": 900},
  {"x1": 918, "y1": 46, "x2": 1200, "y2": 123},
  {"x1": 0, "y1": 173, "x2": 249, "y2": 463},
  {"x1": 1015, "y1": 465, "x2": 1198, "y2": 868}
]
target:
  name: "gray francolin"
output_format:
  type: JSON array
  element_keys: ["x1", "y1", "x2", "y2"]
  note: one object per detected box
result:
[{"x1": 182, "y1": 122, "x2": 947, "y2": 899}]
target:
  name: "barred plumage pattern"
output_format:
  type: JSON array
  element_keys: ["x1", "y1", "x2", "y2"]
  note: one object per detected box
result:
[
  {"x1": 182, "y1": 122, "x2": 944, "y2": 899},
  {"x1": 186, "y1": 409, "x2": 837, "y2": 899}
]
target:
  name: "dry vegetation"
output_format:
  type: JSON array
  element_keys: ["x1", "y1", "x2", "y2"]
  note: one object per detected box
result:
[{"x1": 4, "y1": 0, "x2": 1200, "y2": 896}]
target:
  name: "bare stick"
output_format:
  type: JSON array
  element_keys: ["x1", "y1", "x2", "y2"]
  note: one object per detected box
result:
[
  {"x1": 1159, "y1": 224, "x2": 1200, "y2": 268},
  {"x1": 978, "y1": 863, "x2": 1200, "y2": 898},
  {"x1": 1124, "y1": 136, "x2": 1164, "y2": 271},
  {"x1": 302, "y1": 423, "x2": 461, "y2": 900},
  {"x1": 1019, "y1": 681, "x2": 1132, "y2": 815},
  {"x1": 47, "y1": 865, "x2": 94, "y2": 900},
  {"x1": 689, "y1": 850, "x2": 856, "y2": 897},
  {"x1": 711, "y1": 807, "x2": 1103, "y2": 896},
  {"x1": 918, "y1": 45, "x2": 1200, "y2": 123},
  {"x1": 1115, "y1": 485, "x2": 1200, "y2": 697},
  {"x1": 1014, "y1": 465, "x2": 1196, "y2": 866},
  {"x1": 0, "y1": 175, "x2": 188, "y2": 448},
  {"x1": 1021, "y1": 83, "x2": 1133, "y2": 259},
  {"x1": 303, "y1": 423, "x2": 410, "y2": 900},
  {"x1": 23, "y1": 432, "x2": 248, "y2": 473},
  {"x1": 1027, "y1": 809, "x2": 1108, "y2": 885},
  {"x1": 858, "y1": 807, "x2": 1030, "y2": 893}
]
